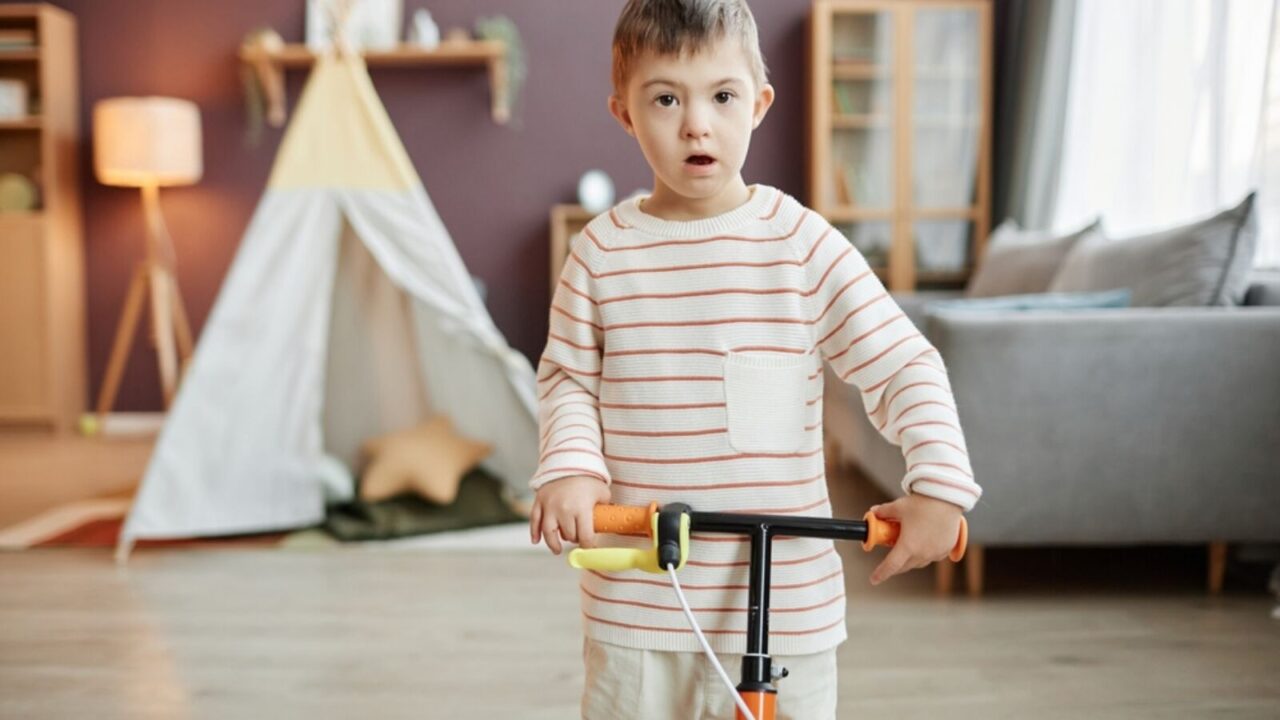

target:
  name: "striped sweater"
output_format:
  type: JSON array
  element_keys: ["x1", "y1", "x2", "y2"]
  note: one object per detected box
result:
[{"x1": 532, "y1": 185, "x2": 982, "y2": 655}]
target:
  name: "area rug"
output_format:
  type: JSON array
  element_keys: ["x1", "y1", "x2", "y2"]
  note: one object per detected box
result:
[
  {"x1": 0, "y1": 495, "x2": 286, "y2": 550},
  {"x1": 0, "y1": 473, "x2": 529, "y2": 551}
]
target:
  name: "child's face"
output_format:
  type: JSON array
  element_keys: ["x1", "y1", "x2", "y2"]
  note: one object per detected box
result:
[{"x1": 610, "y1": 36, "x2": 774, "y2": 208}]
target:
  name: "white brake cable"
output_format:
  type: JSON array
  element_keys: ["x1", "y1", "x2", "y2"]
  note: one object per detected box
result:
[{"x1": 667, "y1": 564, "x2": 757, "y2": 720}]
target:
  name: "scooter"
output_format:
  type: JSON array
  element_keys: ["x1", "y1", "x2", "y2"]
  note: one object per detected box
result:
[{"x1": 568, "y1": 502, "x2": 968, "y2": 720}]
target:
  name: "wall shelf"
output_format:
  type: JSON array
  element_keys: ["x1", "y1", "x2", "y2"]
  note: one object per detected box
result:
[{"x1": 239, "y1": 40, "x2": 510, "y2": 127}]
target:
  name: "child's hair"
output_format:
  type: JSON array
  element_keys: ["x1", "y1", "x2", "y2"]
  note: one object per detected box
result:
[{"x1": 611, "y1": 0, "x2": 768, "y2": 96}]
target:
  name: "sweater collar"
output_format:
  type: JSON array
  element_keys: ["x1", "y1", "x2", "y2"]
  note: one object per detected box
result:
[{"x1": 614, "y1": 184, "x2": 779, "y2": 238}]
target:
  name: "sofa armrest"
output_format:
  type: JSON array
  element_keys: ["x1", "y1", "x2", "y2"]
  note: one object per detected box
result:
[
  {"x1": 889, "y1": 290, "x2": 965, "y2": 329},
  {"x1": 923, "y1": 307, "x2": 1280, "y2": 544}
]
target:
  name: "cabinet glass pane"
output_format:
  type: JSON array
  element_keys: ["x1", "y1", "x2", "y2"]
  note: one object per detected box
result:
[
  {"x1": 834, "y1": 221, "x2": 891, "y2": 272},
  {"x1": 912, "y1": 8, "x2": 981, "y2": 209},
  {"x1": 914, "y1": 220, "x2": 972, "y2": 278},
  {"x1": 829, "y1": 11, "x2": 894, "y2": 211}
]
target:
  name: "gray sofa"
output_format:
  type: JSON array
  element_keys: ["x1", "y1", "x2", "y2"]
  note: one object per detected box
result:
[{"x1": 824, "y1": 272, "x2": 1280, "y2": 593}]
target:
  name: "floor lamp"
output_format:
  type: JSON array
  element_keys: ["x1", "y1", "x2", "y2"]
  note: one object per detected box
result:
[{"x1": 90, "y1": 97, "x2": 201, "y2": 429}]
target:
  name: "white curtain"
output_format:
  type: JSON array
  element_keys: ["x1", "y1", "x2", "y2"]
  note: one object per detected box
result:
[
  {"x1": 1052, "y1": 0, "x2": 1275, "y2": 268},
  {"x1": 1258, "y1": 1, "x2": 1280, "y2": 268}
]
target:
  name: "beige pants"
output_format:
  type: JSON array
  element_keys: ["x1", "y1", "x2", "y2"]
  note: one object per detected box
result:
[{"x1": 582, "y1": 639, "x2": 837, "y2": 720}]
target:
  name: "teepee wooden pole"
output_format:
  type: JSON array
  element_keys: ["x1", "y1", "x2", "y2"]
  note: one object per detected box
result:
[{"x1": 327, "y1": 0, "x2": 357, "y2": 57}]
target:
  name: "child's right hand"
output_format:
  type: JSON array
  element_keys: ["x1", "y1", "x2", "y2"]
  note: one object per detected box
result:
[{"x1": 529, "y1": 475, "x2": 611, "y2": 555}]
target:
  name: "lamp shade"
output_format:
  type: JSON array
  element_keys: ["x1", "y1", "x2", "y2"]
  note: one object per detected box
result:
[{"x1": 93, "y1": 97, "x2": 202, "y2": 187}]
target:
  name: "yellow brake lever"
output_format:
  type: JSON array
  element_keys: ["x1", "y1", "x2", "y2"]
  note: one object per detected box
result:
[{"x1": 568, "y1": 511, "x2": 689, "y2": 574}]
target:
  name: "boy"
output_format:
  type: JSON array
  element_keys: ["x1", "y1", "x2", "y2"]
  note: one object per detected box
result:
[{"x1": 530, "y1": 1, "x2": 982, "y2": 717}]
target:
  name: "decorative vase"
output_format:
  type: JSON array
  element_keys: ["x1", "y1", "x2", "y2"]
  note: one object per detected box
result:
[
  {"x1": 577, "y1": 170, "x2": 615, "y2": 214},
  {"x1": 408, "y1": 9, "x2": 440, "y2": 49}
]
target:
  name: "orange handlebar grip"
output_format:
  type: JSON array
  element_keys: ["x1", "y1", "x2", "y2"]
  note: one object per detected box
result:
[
  {"x1": 951, "y1": 516, "x2": 968, "y2": 562},
  {"x1": 861, "y1": 511, "x2": 900, "y2": 552},
  {"x1": 593, "y1": 502, "x2": 657, "y2": 537},
  {"x1": 862, "y1": 512, "x2": 969, "y2": 563}
]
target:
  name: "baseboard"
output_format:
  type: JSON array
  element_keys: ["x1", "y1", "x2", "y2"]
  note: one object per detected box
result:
[{"x1": 82, "y1": 412, "x2": 166, "y2": 438}]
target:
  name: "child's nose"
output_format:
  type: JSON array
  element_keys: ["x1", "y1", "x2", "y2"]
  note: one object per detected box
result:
[{"x1": 681, "y1": 108, "x2": 712, "y2": 140}]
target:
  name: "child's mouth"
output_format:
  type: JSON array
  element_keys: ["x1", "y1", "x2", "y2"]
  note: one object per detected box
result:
[{"x1": 686, "y1": 155, "x2": 716, "y2": 166}]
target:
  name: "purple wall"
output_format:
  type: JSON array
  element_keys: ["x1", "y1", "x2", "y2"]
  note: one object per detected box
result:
[{"x1": 12, "y1": 0, "x2": 812, "y2": 411}]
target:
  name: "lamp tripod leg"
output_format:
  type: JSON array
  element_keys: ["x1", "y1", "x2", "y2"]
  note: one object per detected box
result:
[
  {"x1": 168, "y1": 272, "x2": 195, "y2": 375},
  {"x1": 139, "y1": 183, "x2": 185, "y2": 408},
  {"x1": 95, "y1": 264, "x2": 149, "y2": 422},
  {"x1": 148, "y1": 264, "x2": 180, "y2": 408}
]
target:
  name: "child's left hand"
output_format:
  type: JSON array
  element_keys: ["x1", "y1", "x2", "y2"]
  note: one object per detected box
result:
[{"x1": 867, "y1": 494, "x2": 964, "y2": 585}]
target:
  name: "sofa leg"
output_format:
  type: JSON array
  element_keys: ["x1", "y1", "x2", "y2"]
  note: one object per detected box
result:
[
  {"x1": 1208, "y1": 541, "x2": 1228, "y2": 595},
  {"x1": 935, "y1": 560, "x2": 956, "y2": 596},
  {"x1": 965, "y1": 544, "x2": 985, "y2": 598}
]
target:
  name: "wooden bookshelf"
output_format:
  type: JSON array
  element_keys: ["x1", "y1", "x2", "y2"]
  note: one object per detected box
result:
[
  {"x1": 548, "y1": 204, "x2": 593, "y2": 294},
  {"x1": 809, "y1": 0, "x2": 993, "y2": 291},
  {"x1": 0, "y1": 4, "x2": 85, "y2": 434}
]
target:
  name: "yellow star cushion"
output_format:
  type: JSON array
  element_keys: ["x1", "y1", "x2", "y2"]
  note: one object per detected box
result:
[{"x1": 358, "y1": 416, "x2": 492, "y2": 505}]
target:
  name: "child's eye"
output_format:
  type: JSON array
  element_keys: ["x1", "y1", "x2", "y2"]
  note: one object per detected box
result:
[
  {"x1": 656, "y1": 94, "x2": 678, "y2": 107},
  {"x1": 714, "y1": 91, "x2": 735, "y2": 104}
]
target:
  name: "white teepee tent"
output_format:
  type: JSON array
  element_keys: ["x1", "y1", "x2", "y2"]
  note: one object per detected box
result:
[{"x1": 118, "y1": 54, "x2": 538, "y2": 557}]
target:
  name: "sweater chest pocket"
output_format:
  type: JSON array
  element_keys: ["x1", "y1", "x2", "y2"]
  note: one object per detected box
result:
[{"x1": 723, "y1": 351, "x2": 809, "y2": 454}]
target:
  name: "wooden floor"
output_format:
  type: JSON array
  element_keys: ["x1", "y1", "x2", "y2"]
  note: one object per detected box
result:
[{"x1": 1, "y1": 465, "x2": 1278, "y2": 718}]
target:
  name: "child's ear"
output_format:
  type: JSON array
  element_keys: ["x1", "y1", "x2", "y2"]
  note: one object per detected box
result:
[
  {"x1": 752, "y1": 83, "x2": 776, "y2": 129},
  {"x1": 608, "y1": 94, "x2": 636, "y2": 137}
]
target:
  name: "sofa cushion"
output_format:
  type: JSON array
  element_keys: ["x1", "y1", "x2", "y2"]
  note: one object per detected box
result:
[
  {"x1": 966, "y1": 218, "x2": 1102, "y2": 298},
  {"x1": 1048, "y1": 192, "x2": 1258, "y2": 306},
  {"x1": 929, "y1": 289, "x2": 1131, "y2": 313},
  {"x1": 889, "y1": 290, "x2": 964, "y2": 329},
  {"x1": 1245, "y1": 270, "x2": 1280, "y2": 307}
]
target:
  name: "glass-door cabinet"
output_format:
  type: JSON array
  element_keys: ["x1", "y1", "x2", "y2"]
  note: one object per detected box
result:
[{"x1": 808, "y1": 0, "x2": 992, "y2": 291}]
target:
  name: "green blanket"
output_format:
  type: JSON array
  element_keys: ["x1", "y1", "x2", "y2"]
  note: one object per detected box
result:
[{"x1": 323, "y1": 469, "x2": 523, "y2": 542}]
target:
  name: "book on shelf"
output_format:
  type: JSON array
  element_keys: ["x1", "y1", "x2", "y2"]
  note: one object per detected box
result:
[
  {"x1": 833, "y1": 165, "x2": 852, "y2": 206},
  {"x1": 831, "y1": 84, "x2": 858, "y2": 115},
  {"x1": 0, "y1": 29, "x2": 36, "y2": 50},
  {"x1": 833, "y1": 163, "x2": 867, "y2": 208},
  {"x1": 847, "y1": 165, "x2": 863, "y2": 206}
]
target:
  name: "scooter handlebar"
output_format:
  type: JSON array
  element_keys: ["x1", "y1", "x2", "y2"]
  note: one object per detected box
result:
[
  {"x1": 582, "y1": 503, "x2": 968, "y2": 563},
  {"x1": 862, "y1": 512, "x2": 968, "y2": 562}
]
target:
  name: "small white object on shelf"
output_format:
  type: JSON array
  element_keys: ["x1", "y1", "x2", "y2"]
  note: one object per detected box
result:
[
  {"x1": 0, "y1": 79, "x2": 27, "y2": 119},
  {"x1": 306, "y1": 0, "x2": 403, "y2": 52},
  {"x1": 407, "y1": 9, "x2": 440, "y2": 49},
  {"x1": 577, "y1": 170, "x2": 616, "y2": 214}
]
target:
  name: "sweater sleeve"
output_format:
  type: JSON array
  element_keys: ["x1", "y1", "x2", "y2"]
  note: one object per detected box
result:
[
  {"x1": 801, "y1": 223, "x2": 982, "y2": 511},
  {"x1": 530, "y1": 234, "x2": 611, "y2": 491}
]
